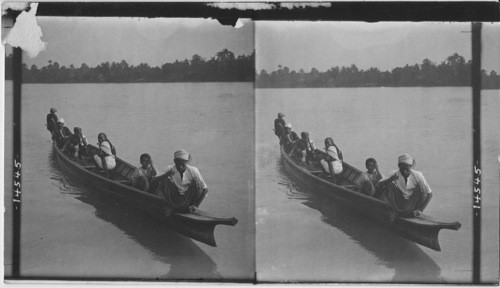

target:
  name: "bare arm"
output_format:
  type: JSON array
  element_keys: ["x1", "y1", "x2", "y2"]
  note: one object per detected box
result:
[
  {"x1": 375, "y1": 172, "x2": 398, "y2": 189},
  {"x1": 149, "y1": 159, "x2": 159, "y2": 177},
  {"x1": 375, "y1": 163, "x2": 385, "y2": 179}
]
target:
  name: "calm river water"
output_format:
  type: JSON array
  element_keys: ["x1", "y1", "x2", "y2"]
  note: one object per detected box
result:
[
  {"x1": 4, "y1": 83, "x2": 499, "y2": 283},
  {"x1": 4, "y1": 82, "x2": 255, "y2": 280},
  {"x1": 256, "y1": 87, "x2": 499, "y2": 283}
]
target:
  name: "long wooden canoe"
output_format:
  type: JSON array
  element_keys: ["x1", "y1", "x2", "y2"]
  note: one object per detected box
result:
[
  {"x1": 280, "y1": 146, "x2": 461, "y2": 251},
  {"x1": 52, "y1": 141, "x2": 238, "y2": 247}
]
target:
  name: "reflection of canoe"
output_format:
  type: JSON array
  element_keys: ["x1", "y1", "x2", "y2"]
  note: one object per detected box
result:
[
  {"x1": 52, "y1": 141, "x2": 238, "y2": 247},
  {"x1": 280, "y1": 146, "x2": 461, "y2": 251}
]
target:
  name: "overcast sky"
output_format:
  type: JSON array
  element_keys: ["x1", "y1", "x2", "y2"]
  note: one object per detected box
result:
[
  {"x1": 12, "y1": 19, "x2": 500, "y2": 74},
  {"x1": 256, "y1": 22, "x2": 500, "y2": 73},
  {"x1": 20, "y1": 17, "x2": 254, "y2": 68}
]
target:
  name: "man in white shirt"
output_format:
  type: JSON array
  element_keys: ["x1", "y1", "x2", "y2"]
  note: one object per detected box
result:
[
  {"x1": 375, "y1": 154, "x2": 432, "y2": 221},
  {"x1": 151, "y1": 149, "x2": 208, "y2": 215}
]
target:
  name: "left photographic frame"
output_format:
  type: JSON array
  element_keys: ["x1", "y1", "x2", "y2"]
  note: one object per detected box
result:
[{"x1": 3, "y1": 7, "x2": 255, "y2": 282}]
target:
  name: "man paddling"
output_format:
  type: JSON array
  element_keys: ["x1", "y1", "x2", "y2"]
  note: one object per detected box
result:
[
  {"x1": 151, "y1": 149, "x2": 208, "y2": 216},
  {"x1": 46, "y1": 107, "x2": 58, "y2": 136},
  {"x1": 375, "y1": 154, "x2": 432, "y2": 221}
]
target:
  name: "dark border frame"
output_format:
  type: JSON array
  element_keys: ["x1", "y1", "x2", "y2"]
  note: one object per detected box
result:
[{"x1": 4, "y1": 1, "x2": 499, "y2": 283}]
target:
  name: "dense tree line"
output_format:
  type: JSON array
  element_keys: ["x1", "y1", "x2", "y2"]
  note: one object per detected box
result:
[
  {"x1": 4, "y1": 49, "x2": 254, "y2": 83},
  {"x1": 257, "y1": 53, "x2": 500, "y2": 89}
]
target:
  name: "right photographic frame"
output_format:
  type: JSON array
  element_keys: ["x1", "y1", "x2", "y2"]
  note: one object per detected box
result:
[{"x1": 255, "y1": 22, "x2": 499, "y2": 283}]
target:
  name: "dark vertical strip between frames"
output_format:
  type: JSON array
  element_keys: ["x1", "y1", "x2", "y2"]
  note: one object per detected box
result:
[
  {"x1": 12, "y1": 47, "x2": 23, "y2": 278},
  {"x1": 471, "y1": 22, "x2": 482, "y2": 284}
]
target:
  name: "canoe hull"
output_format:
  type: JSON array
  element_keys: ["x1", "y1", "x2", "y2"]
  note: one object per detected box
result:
[
  {"x1": 53, "y1": 142, "x2": 237, "y2": 247},
  {"x1": 280, "y1": 146, "x2": 460, "y2": 251}
]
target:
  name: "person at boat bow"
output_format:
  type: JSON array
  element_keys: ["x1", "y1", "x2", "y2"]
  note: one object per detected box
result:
[
  {"x1": 46, "y1": 107, "x2": 58, "y2": 136},
  {"x1": 319, "y1": 137, "x2": 343, "y2": 182},
  {"x1": 375, "y1": 154, "x2": 432, "y2": 221},
  {"x1": 280, "y1": 123, "x2": 300, "y2": 153},
  {"x1": 61, "y1": 127, "x2": 89, "y2": 159},
  {"x1": 274, "y1": 112, "x2": 286, "y2": 138},
  {"x1": 93, "y1": 132, "x2": 117, "y2": 171},
  {"x1": 151, "y1": 149, "x2": 208, "y2": 215},
  {"x1": 52, "y1": 118, "x2": 73, "y2": 148},
  {"x1": 356, "y1": 158, "x2": 384, "y2": 197},
  {"x1": 131, "y1": 153, "x2": 159, "y2": 192}
]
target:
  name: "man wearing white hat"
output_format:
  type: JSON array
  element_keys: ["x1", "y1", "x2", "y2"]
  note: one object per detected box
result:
[
  {"x1": 151, "y1": 149, "x2": 208, "y2": 215},
  {"x1": 52, "y1": 118, "x2": 72, "y2": 148},
  {"x1": 376, "y1": 153, "x2": 432, "y2": 221},
  {"x1": 279, "y1": 122, "x2": 300, "y2": 153}
]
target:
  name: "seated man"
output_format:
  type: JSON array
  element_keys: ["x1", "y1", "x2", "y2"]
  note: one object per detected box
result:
[
  {"x1": 291, "y1": 132, "x2": 317, "y2": 164},
  {"x1": 61, "y1": 127, "x2": 89, "y2": 159},
  {"x1": 279, "y1": 123, "x2": 300, "y2": 154},
  {"x1": 131, "y1": 153, "x2": 159, "y2": 192},
  {"x1": 375, "y1": 154, "x2": 432, "y2": 221},
  {"x1": 356, "y1": 158, "x2": 384, "y2": 197},
  {"x1": 52, "y1": 118, "x2": 73, "y2": 148},
  {"x1": 151, "y1": 149, "x2": 208, "y2": 216}
]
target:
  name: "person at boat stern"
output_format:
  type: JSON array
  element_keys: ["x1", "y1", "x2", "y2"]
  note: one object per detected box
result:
[
  {"x1": 274, "y1": 112, "x2": 286, "y2": 138},
  {"x1": 280, "y1": 123, "x2": 300, "y2": 153},
  {"x1": 375, "y1": 154, "x2": 432, "y2": 221},
  {"x1": 356, "y1": 158, "x2": 384, "y2": 197},
  {"x1": 319, "y1": 137, "x2": 343, "y2": 182},
  {"x1": 131, "y1": 153, "x2": 159, "y2": 192},
  {"x1": 151, "y1": 149, "x2": 208, "y2": 215},
  {"x1": 46, "y1": 107, "x2": 58, "y2": 136},
  {"x1": 52, "y1": 118, "x2": 72, "y2": 148},
  {"x1": 93, "y1": 133, "x2": 117, "y2": 171}
]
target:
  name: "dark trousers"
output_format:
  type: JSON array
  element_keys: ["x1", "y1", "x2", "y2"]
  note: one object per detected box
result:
[{"x1": 150, "y1": 175, "x2": 206, "y2": 212}]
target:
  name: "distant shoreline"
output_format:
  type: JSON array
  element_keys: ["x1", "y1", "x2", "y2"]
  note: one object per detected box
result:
[
  {"x1": 4, "y1": 80, "x2": 498, "y2": 89},
  {"x1": 4, "y1": 49, "x2": 255, "y2": 84},
  {"x1": 257, "y1": 53, "x2": 500, "y2": 90}
]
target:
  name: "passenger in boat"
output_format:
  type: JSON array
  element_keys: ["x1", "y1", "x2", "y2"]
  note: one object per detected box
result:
[
  {"x1": 319, "y1": 137, "x2": 343, "y2": 182},
  {"x1": 280, "y1": 123, "x2": 300, "y2": 153},
  {"x1": 375, "y1": 154, "x2": 432, "y2": 221},
  {"x1": 61, "y1": 127, "x2": 89, "y2": 159},
  {"x1": 131, "y1": 153, "x2": 159, "y2": 192},
  {"x1": 52, "y1": 118, "x2": 73, "y2": 148},
  {"x1": 93, "y1": 132, "x2": 117, "y2": 171},
  {"x1": 46, "y1": 107, "x2": 58, "y2": 136},
  {"x1": 292, "y1": 132, "x2": 317, "y2": 165},
  {"x1": 356, "y1": 158, "x2": 384, "y2": 197},
  {"x1": 151, "y1": 149, "x2": 208, "y2": 215},
  {"x1": 274, "y1": 112, "x2": 286, "y2": 138}
]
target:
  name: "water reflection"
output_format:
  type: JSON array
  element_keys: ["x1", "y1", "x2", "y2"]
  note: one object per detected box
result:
[
  {"x1": 48, "y1": 151, "x2": 221, "y2": 280},
  {"x1": 277, "y1": 159, "x2": 444, "y2": 283}
]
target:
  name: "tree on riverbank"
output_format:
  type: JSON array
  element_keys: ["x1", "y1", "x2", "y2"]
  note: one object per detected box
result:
[
  {"x1": 256, "y1": 53, "x2": 500, "y2": 89},
  {"x1": 4, "y1": 49, "x2": 255, "y2": 83}
]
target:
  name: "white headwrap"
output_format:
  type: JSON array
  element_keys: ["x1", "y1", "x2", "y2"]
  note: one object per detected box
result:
[
  {"x1": 174, "y1": 149, "x2": 190, "y2": 161},
  {"x1": 398, "y1": 153, "x2": 415, "y2": 165}
]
